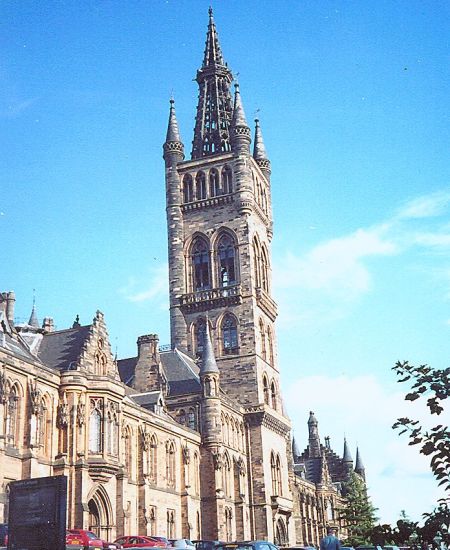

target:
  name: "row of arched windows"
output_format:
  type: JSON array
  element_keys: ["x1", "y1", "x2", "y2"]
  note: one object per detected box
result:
[
  {"x1": 221, "y1": 413, "x2": 245, "y2": 451},
  {"x1": 189, "y1": 232, "x2": 238, "y2": 292},
  {"x1": 192, "y1": 314, "x2": 239, "y2": 359},
  {"x1": 253, "y1": 236, "x2": 270, "y2": 293},
  {"x1": 183, "y1": 166, "x2": 233, "y2": 203},
  {"x1": 1, "y1": 378, "x2": 52, "y2": 456},
  {"x1": 262, "y1": 374, "x2": 279, "y2": 411}
]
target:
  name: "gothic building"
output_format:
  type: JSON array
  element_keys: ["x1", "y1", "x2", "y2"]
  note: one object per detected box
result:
[{"x1": 0, "y1": 9, "x2": 367, "y2": 547}]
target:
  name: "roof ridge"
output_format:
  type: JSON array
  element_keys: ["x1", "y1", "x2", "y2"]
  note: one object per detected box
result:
[{"x1": 174, "y1": 348, "x2": 200, "y2": 379}]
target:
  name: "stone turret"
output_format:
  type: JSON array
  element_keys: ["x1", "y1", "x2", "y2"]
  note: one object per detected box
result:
[
  {"x1": 200, "y1": 321, "x2": 221, "y2": 445},
  {"x1": 253, "y1": 118, "x2": 271, "y2": 177},
  {"x1": 308, "y1": 411, "x2": 321, "y2": 458},
  {"x1": 230, "y1": 83, "x2": 251, "y2": 156},
  {"x1": 163, "y1": 99, "x2": 187, "y2": 351},
  {"x1": 343, "y1": 438, "x2": 353, "y2": 476},
  {"x1": 6, "y1": 291, "x2": 15, "y2": 325}
]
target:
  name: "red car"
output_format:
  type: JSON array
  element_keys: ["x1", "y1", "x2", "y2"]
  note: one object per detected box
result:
[
  {"x1": 114, "y1": 536, "x2": 166, "y2": 548},
  {"x1": 67, "y1": 529, "x2": 104, "y2": 550}
]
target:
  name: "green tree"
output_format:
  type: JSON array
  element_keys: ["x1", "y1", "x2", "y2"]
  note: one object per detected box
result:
[
  {"x1": 339, "y1": 471, "x2": 378, "y2": 546},
  {"x1": 421, "y1": 501, "x2": 450, "y2": 547},
  {"x1": 392, "y1": 361, "x2": 450, "y2": 497},
  {"x1": 392, "y1": 511, "x2": 419, "y2": 546}
]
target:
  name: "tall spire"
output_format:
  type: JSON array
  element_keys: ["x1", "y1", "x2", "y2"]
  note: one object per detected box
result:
[
  {"x1": 191, "y1": 8, "x2": 234, "y2": 159},
  {"x1": 253, "y1": 118, "x2": 271, "y2": 174},
  {"x1": 355, "y1": 447, "x2": 365, "y2": 479},
  {"x1": 292, "y1": 436, "x2": 301, "y2": 463},
  {"x1": 163, "y1": 99, "x2": 184, "y2": 161}
]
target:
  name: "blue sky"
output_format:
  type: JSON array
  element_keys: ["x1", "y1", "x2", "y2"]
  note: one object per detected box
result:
[{"x1": 2, "y1": 0, "x2": 449, "y2": 525}]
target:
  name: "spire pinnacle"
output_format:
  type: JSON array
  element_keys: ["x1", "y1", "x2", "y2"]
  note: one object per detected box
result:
[
  {"x1": 200, "y1": 320, "x2": 219, "y2": 375},
  {"x1": 191, "y1": 10, "x2": 234, "y2": 159},
  {"x1": 28, "y1": 303, "x2": 39, "y2": 328},
  {"x1": 230, "y1": 83, "x2": 251, "y2": 154},
  {"x1": 343, "y1": 437, "x2": 353, "y2": 463},
  {"x1": 163, "y1": 98, "x2": 184, "y2": 160},
  {"x1": 355, "y1": 447, "x2": 365, "y2": 473}
]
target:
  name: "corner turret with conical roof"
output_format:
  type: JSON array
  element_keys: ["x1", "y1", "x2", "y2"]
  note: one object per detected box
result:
[
  {"x1": 200, "y1": 321, "x2": 221, "y2": 444},
  {"x1": 163, "y1": 99, "x2": 184, "y2": 163},
  {"x1": 253, "y1": 118, "x2": 271, "y2": 176},
  {"x1": 230, "y1": 83, "x2": 251, "y2": 155}
]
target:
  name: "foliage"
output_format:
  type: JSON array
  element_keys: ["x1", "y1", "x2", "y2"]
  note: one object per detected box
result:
[
  {"x1": 369, "y1": 523, "x2": 395, "y2": 546},
  {"x1": 421, "y1": 501, "x2": 450, "y2": 546},
  {"x1": 392, "y1": 512, "x2": 419, "y2": 546},
  {"x1": 339, "y1": 471, "x2": 378, "y2": 546},
  {"x1": 392, "y1": 361, "x2": 450, "y2": 497}
]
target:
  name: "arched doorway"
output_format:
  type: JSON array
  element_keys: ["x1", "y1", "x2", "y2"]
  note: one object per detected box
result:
[
  {"x1": 87, "y1": 486, "x2": 114, "y2": 540},
  {"x1": 275, "y1": 517, "x2": 287, "y2": 546}
]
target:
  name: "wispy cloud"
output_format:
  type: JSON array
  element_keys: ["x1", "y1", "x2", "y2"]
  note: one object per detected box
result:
[
  {"x1": 0, "y1": 97, "x2": 39, "y2": 119},
  {"x1": 120, "y1": 263, "x2": 168, "y2": 305},
  {"x1": 274, "y1": 189, "x2": 450, "y2": 326},
  {"x1": 396, "y1": 191, "x2": 450, "y2": 220}
]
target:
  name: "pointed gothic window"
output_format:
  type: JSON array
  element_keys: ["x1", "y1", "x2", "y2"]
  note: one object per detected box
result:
[
  {"x1": 263, "y1": 375, "x2": 270, "y2": 405},
  {"x1": 217, "y1": 233, "x2": 237, "y2": 286},
  {"x1": 259, "y1": 320, "x2": 266, "y2": 360},
  {"x1": 166, "y1": 441, "x2": 176, "y2": 488},
  {"x1": 271, "y1": 381, "x2": 277, "y2": 411},
  {"x1": 89, "y1": 408, "x2": 102, "y2": 454},
  {"x1": 221, "y1": 314, "x2": 238, "y2": 355},
  {"x1": 267, "y1": 326, "x2": 274, "y2": 365},
  {"x1": 194, "y1": 318, "x2": 207, "y2": 358},
  {"x1": 276, "y1": 454, "x2": 283, "y2": 496},
  {"x1": 149, "y1": 435, "x2": 157, "y2": 482},
  {"x1": 209, "y1": 168, "x2": 220, "y2": 197},
  {"x1": 253, "y1": 237, "x2": 261, "y2": 288},
  {"x1": 195, "y1": 172, "x2": 206, "y2": 200},
  {"x1": 187, "y1": 408, "x2": 196, "y2": 430},
  {"x1": 183, "y1": 174, "x2": 194, "y2": 203},
  {"x1": 5, "y1": 384, "x2": 20, "y2": 447},
  {"x1": 271, "y1": 452, "x2": 278, "y2": 495},
  {"x1": 222, "y1": 166, "x2": 233, "y2": 194},
  {"x1": 179, "y1": 409, "x2": 186, "y2": 425},
  {"x1": 191, "y1": 237, "x2": 210, "y2": 291},
  {"x1": 261, "y1": 245, "x2": 270, "y2": 292}
]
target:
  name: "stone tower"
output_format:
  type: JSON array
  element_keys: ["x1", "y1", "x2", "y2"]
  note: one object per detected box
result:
[{"x1": 163, "y1": 9, "x2": 293, "y2": 542}]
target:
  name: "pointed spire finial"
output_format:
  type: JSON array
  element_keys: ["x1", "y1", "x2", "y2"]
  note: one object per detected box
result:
[
  {"x1": 163, "y1": 98, "x2": 184, "y2": 160},
  {"x1": 355, "y1": 446, "x2": 365, "y2": 474},
  {"x1": 200, "y1": 319, "x2": 219, "y2": 375},
  {"x1": 28, "y1": 290, "x2": 39, "y2": 328},
  {"x1": 343, "y1": 437, "x2": 353, "y2": 463}
]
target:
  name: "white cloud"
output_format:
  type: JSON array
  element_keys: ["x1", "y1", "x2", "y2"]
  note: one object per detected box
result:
[
  {"x1": 120, "y1": 263, "x2": 169, "y2": 304},
  {"x1": 285, "y1": 373, "x2": 447, "y2": 524},
  {"x1": 396, "y1": 191, "x2": 450, "y2": 220}
]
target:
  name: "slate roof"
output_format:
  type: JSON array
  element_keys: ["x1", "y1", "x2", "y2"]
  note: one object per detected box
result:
[
  {"x1": 1, "y1": 331, "x2": 38, "y2": 362},
  {"x1": 38, "y1": 325, "x2": 91, "y2": 370},
  {"x1": 117, "y1": 348, "x2": 201, "y2": 396}
]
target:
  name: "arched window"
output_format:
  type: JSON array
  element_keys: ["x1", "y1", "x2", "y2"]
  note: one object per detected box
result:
[
  {"x1": 89, "y1": 408, "x2": 102, "y2": 454},
  {"x1": 259, "y1": 320, "x2": 266, "y2": 360},
  {"x1": 183, "y1": 174, "x2": 194, "y2": 203},
  {"x1": 276, "y1": 454, "x2": 282, "y2": 496},
  {"x1": 195, "y1": 172, "x2": 206, "y2": 200},
  {"x1": 267, "y1": 326, "x2": 274, "y2": 365},
  {"x1": 263, "y1": 375, "x2": 270, "y2": 405},
  {"x1": 271, "y1": 452, "x2": 278, "y2": 495},
  {"x1": 149, "y1": 435, "x2": 157, "y2": 482},
  {"x1": 124, "y1": 427, "x2": 132, "y2": 477},
  {"x1": 193, "y1": 452, "x2": 200, "y2": 496},
  {"x1": 222, "y1": 453, "x2": 232, "y2": 498},
  {"x1": 261, "y1": 245, "x2": 270, "y2": 292},
  {"x1": 221, "y1": 314, "x2": 238, "y2": 355},
  {"x1": 253, "y1": 237, "x2": 261, "y2": 288},
  {"x1": 217, "y1": 233, "x2": 237, "y2": 286},
  {"x1": 166, "y1": 509, "x2": 175, "y2": 538},
  {"x1": 179, "y1": 409, "x2": 186, "y2": 425},
  {"x1": 191, "y1": 237, "x2": 210, "y2": 291},
  {"x1": 187, "y1": 408, "x2": 196, "y2": 430},
  {"x1": 225, "y1": 507, "x2": 233, "y2": 541},
  {"x1": 271, "y1": 381, "x2": 277, "y2": 411},
  {"x1": 166, "y1": 441, "x2": 176, "y2": 488},
  {"x1": 209, "y1": 168, "x2": 220, "y2": 197},
  {"x1": 222, "y1": 166, "x2": 233, "y2": 194},
  {"x1": 194, "y1": 318, "x2": 207, "y2": 358}
]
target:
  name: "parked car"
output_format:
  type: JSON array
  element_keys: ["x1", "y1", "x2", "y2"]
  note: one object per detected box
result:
[
  {"x1": 214, "y1": 542, "x2": 279, "y2": 550},
  {"x1": 102, "y1": 540, "x2": 122, "y2": 550},
  {"x1": 114, "y1": 536, "x2": 165, "y2": 548},
  {"x1": 67, "y1": 529, "x2": 104, "y2": 550},
  {"x1": 0, "y1": 524, "x2": 8, "y2": 547},
  {"x1": 151, "y1": 537, "x2": 170, "y2": 547},
  {"x1": 194, "y1": 541, "x2": 224, "y2": 550},
  {"x1": 170, "y1": 539, "x2": 195, "y2": 550},
  {"x1": 355, "y1": 546, "x2": 383, "y2": 550}
]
